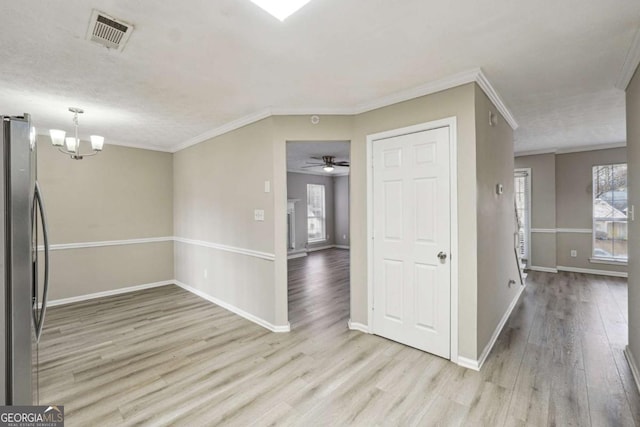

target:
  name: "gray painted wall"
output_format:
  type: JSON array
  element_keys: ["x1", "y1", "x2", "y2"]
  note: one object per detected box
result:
[
  {"x1": 333, "y1": 175, "x2": 350, "y2": 247},
  {"x1": 515, "y1": 148, "x2": 627, "y2": 274},
  {"x1": 286, "y1": 172, "x2": 336, "y2": 250},
  {"x1": 556, "y1": 148, "x2": 627, "y2": 273},
  {"x1": 474, "y1": 85, "x2": 521, "y2": 357},
  {"x1": 626, "y1": 66, "x2": 640, "y2": 371},
  {"x1": 515, "y1": 154, "x2": 557, "y2": 269}
]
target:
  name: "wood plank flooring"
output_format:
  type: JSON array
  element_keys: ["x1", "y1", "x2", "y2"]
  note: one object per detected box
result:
[{"x1": 38, "y1": 249, "x2": 639, "y2": 426}]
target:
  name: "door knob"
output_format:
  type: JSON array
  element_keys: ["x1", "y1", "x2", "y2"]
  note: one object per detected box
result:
[{"x1": 437, "y1": 251, "x2": 447, "y2": 261}]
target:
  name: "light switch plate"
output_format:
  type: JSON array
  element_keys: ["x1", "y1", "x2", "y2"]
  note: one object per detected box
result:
[
  {"x1": 254, "y1": 209, "x2": 265, "y2": 221},
  {"x1": 264, "y1": 180, "x2": 271, "y2": 193}
]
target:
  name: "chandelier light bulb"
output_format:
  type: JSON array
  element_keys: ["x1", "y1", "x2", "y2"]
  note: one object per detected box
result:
[{"x1": 49, "y1": 108, "x2": 105, "y2": 160}]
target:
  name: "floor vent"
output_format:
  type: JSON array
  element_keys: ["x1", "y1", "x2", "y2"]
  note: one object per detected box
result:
[{"x1": 86, "y1": 10, "x2": 133, "y2": 52}]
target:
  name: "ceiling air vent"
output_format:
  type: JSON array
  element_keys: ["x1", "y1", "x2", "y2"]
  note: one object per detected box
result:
[{"x1": 86, "y1": 10, "x2": 133, "y2": 52}]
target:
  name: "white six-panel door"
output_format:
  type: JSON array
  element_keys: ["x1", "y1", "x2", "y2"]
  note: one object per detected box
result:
[{"x1": 372, "y1": 126, "x2": 451, "y2": 358}]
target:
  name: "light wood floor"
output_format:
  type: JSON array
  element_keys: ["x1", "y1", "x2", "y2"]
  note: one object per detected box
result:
[{"x1": 39, "y1": 249, "x2": 640, "y2": 426}]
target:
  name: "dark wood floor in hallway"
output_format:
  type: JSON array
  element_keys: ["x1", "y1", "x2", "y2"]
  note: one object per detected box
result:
[{"x1": 39, "y1": 248, "x2": 640, "y2": 426}]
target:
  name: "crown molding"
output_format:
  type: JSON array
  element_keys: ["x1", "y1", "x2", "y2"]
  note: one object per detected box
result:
[
  {"x1": 556, "y1": 142, "x2": 626, "y2": 155},
  {"x1": 271, "y1": 106, "x2": 354, "y2": 115},
  {"x1": 36, "y1": 132, "x2": 174, "y2": 153},
  {"x1": 514, "y1": 148, "x2": 557, "y2": 157},
  {"x1": 515, "y1": 141, "x2": 626, "y2": 157},
  {"x1": 475, "y1": 70, "x2": 519, "y2": 129},
  {"x1": 171, "y1": 68, "x2": 518, "y2": 153},
  {"x1": 103, "y1": 139, "x2": 175, "y2": 153},
  {"x1": 616, "y1": 26, "x2": 640, "y2": 90},
  {"x1": 171, "y1": 109, "x2": 272, "y2": 153},
  {"x1": 350, "y1": 68, "x2": 480, "y2": 115}
]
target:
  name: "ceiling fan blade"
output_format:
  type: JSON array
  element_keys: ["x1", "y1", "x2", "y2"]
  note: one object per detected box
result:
[
  {"x1": 301, "y1": 164, "x2": 324, "y2": 168},
  {"x1": 309, "y1": 156, "x2": 324, "y2": 160},
  {"x1": 334, "y1": 161, "x2": 350, "y2": 166}
]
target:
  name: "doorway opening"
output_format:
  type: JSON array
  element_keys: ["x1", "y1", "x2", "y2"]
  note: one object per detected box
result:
[{"x1": 286, "y1": 141, "x2": 351, "y2": 330}]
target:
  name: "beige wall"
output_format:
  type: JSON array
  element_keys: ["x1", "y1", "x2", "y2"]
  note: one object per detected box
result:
[
  {"x1": 49, "y1": 243, "x2": 173, "y2": 300},
  {"x1": 515, "y1": 148, "x2": 628, "y2": 274},
  {"x1": 474, "y1": 85, "x2": 521, "y2": 357},
  {"x1": 37, "y1": 137, "x2": 174, "y2": 300},
  {"x1": 173, "y1": 118, "x2": 275, "y2": 252},
  {"x1": 626, "y1": 67, "x2": 640, "y2": 367},
  {"x1": 173, "y1": 117, "x2": 280, "y2": 324}
]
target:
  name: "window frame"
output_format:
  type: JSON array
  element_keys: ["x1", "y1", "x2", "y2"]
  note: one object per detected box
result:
[
  {"x1": 514, "y1": 168, "x2": 531, "y2": 263},
  {"x1": 591, "y1": 163, "x2": 628, "y2": 264},
  {"x1": 307, "y1": 183, "x2": 326, "y2": 244}
]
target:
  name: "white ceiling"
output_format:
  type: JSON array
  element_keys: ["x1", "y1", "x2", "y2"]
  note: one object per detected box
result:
[
  {"x1": 287, "y1": 141, "x2": 350, "y2": 176},
  {"x1": 1, "y1": 0, "x2": 638, "y2": 153}
]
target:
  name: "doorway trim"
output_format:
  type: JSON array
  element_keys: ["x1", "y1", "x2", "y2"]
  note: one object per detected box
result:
[
  {"x1": 366, "y1": 117, "x2": 459, "y2": 363},
  {"x1": 285, "y1": 140, "x2": 352, "y2": 330}
]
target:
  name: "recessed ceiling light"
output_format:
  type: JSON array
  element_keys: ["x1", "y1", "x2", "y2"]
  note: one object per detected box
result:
[{"x1": 250, "y1": 0, "x2": 312, "y2": 21}]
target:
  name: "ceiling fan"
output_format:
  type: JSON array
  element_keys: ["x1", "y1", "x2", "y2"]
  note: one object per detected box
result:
[{"x1": 302, "y1": 155, "x2": 350, "y2": 172}]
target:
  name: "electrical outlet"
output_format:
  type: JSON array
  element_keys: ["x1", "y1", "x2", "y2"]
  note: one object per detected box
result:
[
  {"x1": 570, "y1": 250, "x2": 577, "y2": 257},
  {"x1": 204, "y1": 268, "x2": 208, "y2": 279},
  {"x1": 264, "y1": 180, "x2": 271, "y2": 193}
]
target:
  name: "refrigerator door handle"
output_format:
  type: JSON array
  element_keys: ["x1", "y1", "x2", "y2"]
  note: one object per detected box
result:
[{"x1": 33, "y1": 182, "x2": 49, "y2": 342}]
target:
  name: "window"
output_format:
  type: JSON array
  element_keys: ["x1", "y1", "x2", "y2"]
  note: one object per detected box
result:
[
  {"x1": 592, "y1": 164, "x2": 628, "y2": 261},
  {"x1": 514, "y1": 169, "x2": 531, "y2": 262},
  {"x1": 307, "y1": 184, "x2": 326, "y2": 243}
]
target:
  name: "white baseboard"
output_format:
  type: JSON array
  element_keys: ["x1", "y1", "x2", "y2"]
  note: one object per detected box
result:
[
  {"x1": 528, "y1": 266, "x2": 558, "y2": 273},
  {"x1": 46, "y1": 280, "x2": 174, "y2": 307},
  {"x1": 334, "y1": 245, "x2": 350, "y2": 250},
  {"x1": 348, "y1": 319, "x2": 370, "y2": 333},
  {"x1": 307, "y1": 245, "x2": 334, "y2": 252},
  {"x1": 458, "y1": 284, "x2": 526, "y2": 371},
  {"x1": 457, "y1": 356, "x2": 481, "y2": 371},
  {"x1": 556, "y1": 265, "x2": 628, "y2": 278},
  {"x1": 625, "y1": 346, "x2": 640, "y2": 394},
  {"x1": 287, "y1": 251, "x2": 307, "y2": 260},
  {"x1": 174, "y1": 280, "x2": 290, "y2": 333}
]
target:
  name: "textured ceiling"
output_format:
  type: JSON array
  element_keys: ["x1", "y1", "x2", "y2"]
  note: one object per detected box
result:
[
  {"x1": 1, "y1": 0, "x2": 638, "y2": 153},
  {"x1": 287, "y1": 141, "x2": 350, "y2": 176}
]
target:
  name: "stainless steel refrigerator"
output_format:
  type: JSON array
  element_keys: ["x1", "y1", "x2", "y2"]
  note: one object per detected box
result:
[{"x1": 0, "y1": 114, "x2": 50, "y2": 405}]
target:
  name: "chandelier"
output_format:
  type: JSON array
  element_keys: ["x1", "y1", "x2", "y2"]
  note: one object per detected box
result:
[{"x1": 49, "y1": 107, "x2": 104, "y2": 160}]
